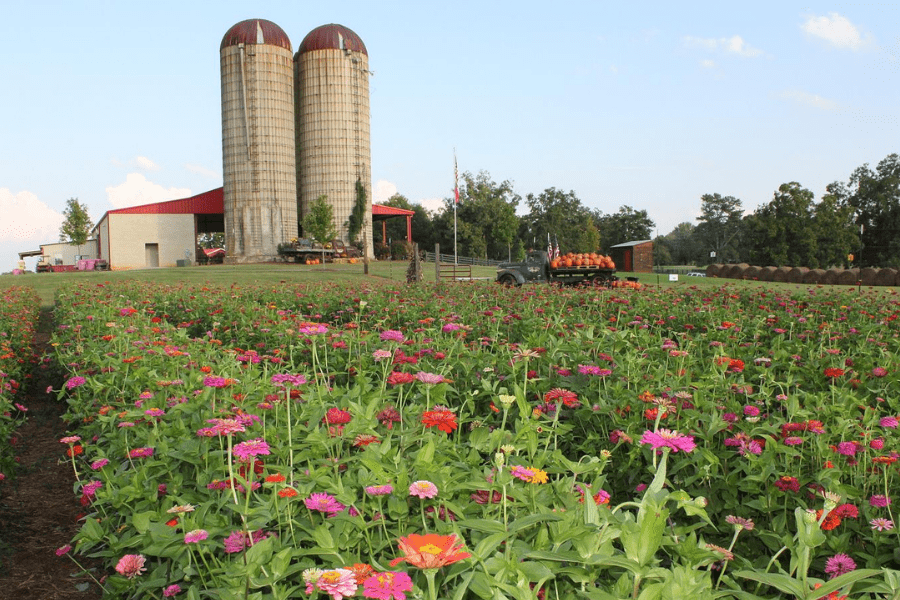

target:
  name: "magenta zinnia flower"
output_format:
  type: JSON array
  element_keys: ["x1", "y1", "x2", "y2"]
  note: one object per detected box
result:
[
  {"x1": 870, "y1": 494, "x2": 891, "y2": 507},
  {"x1": 305, "y1": 492, "x2": 345, "y2": 516},
  {"x1": 824, "y1": 553, "x2": 856, "y2": 579},
  {"x1": 880, "y1": 416, "x2": 899, "y2": 429},
  {"x1": 115, "y1": 554, "x2": 147, "y2": 579},
  {"x1": 362, "y1": 571, "x2": 414, "y2": 600},
  {"x1": 380, "y1": 330, "x2": 405, "y2": 342},
  {"x1": 64, "y1": 376, "x2": 86, "y2": 390},
  {"x1": 129, "y1": 447, "x2": 155, "y2": 459},
  {"x1": 271, "y1": 373, "x2": 307, "y2": 387},
  {"x1": 365, "y1": 484, "x2": 394, "y2": 496},
  {"x1": 408, "y1": 480, "x2": 438, "y2": 499},
  {"x1": 639, "y1": 429, "x2": 696, "y2": 453},
  {"x1": 233, "y1": 438, "x2": 271, "y2": 462}
]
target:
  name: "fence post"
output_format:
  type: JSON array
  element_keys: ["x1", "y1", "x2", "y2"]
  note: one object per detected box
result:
[{"x1": 435, "y1": 243, "x2": 440, "y2": 283}]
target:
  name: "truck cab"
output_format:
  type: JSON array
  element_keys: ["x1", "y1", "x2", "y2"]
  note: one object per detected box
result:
[{"x1": 496, "y1": 250, "x2": 551, "y2": 285}]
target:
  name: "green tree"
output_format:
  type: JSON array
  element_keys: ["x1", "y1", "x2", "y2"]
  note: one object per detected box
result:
[
  {"x1": 60, "y1": 197, "x2": 93, "y2": 252},
  {"x1": 303, "y1": 195, "x2": 337, "y2": 262},
  {"x1": 848, "y1": 153, "x2": 900, "y2": 267},
  {"x1": 346, "y1": 179, "x2": 368, "y2": 245},
  {"x1": 593, "y1": 205, "x2": 655, "y2": 250},
  {"x1": 434, "y1": 171, "x2": 520, "y2": 260},
  {"x1": 744, "y1": 183, "x2": 818, "y2": 267},
  {"x1": 197, "y1": 232, "x2": 225, "y2": 249},
  {"x1": 694, "y1": 194, "x2": 744, "y2": 263},
  {"x1": 522, "y1": 188, "x2": 596, "y2": 254},
  {"x1": 376, "y1": 193, "x2": 435, "y2": 251},
  {"x1": 660, "y1": 222, "x2": 701, "y2": 265},
  {"x1": 815, "y1": 182, "x2": 858, "y2": 268}
]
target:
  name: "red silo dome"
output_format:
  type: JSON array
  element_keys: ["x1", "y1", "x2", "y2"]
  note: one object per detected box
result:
[
  {"x1": 221, "y1": 19, "x2": 291, "y2": 51},
  {"x1": 298, "y1": 24, "x2": 367, "y2": 56}
]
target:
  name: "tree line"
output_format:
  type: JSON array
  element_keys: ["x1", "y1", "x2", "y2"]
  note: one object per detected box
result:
[
  {"x1": 380, "y1": 153, "x2": 900, "y2": 269},
  {"x1": 377, "y1": 171, "x2": 655, "y2": 262}
]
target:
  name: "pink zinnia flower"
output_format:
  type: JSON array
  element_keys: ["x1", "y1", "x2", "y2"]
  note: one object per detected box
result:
[
  {"x1": 129, "y1": 447, "x2": 154, "y2": 459},
  {"x1": 64, "y1": 376, "x2": 86, "y2": 390},
  {"x1": 233, "y1": 438, "x2": 271, "y2": 462},
  {"x1": 315, "y1": 568, "x2": 357, "y2": 600},
  {"x1": 56, "y1": 544, "x2": 72, "y2": 556},
  {"x1": 115, "y1": 554, "x2": 147, "y2": 579},
  {"x1": 163, "y1": 584, "x2": 182, "y2": 597},
  {"x1": 207, "y1": 418, "x2": 246, "y2": 436},
  {"x1": 362, "y1": 571, "x2": 414, "y2": 600},
  {"x1": 510, "y1": 465, "x2": 536, "y2": 482},
  {"x1": 59, "y1": 436, "x2": 81, "y2": 444},
  {"x1": 639, "y1": 429, "x2": 696, "y2": 453},
  {"x1": 872, "y1": 367, "x2": 888, "y2": 377},
  {"x1": 414, "y1": 371, "x2": 444, "y2": 385},
  {"x1": 365, "y1": 484, "x2": 393, "y2": 496},
  {"x1": 880, "y1": 416, "x2": 899, "y2": 429},
  {"x1": 824, "y1": 553, "x2": 856, "y2": 579},
  {"x1": 408, "y1": 480, "x2": 438, "y2": 499},
  {"x1": 836, "y1": 441, "x2": 858, "y2": 456},
  {"x1": 305, "y1": 492, "x2": 345, "y2": 516},
  {"x1": 380, "y1": 330, "x2": 405, "y2": 342},
  {"x1": 270, "y1": 373, "x2": 307, "y2": 387},
  {"x1": 871, "y1": 518, "x2": 894, "y2": 531},
  {"x1": 184, "y1": 529, "x2": 208, "y2": 544}
]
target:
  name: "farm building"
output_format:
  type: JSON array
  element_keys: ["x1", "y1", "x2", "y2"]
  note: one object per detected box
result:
[
  {"x1": 36, "y1": 239, "x2": 100, "y2": 271},
  {"x1": 609, "y1": 240, "x2": 653, "y2": 273},
  {"x1": 93, "y1": 188, "x2": 224, "y2": 270}
]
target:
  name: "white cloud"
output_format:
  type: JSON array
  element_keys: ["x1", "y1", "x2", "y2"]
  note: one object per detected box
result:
[
  {"x1": 184, "y1": 163, "x2": 220, "y2": 178},
  {"x1": 802, "y1": 13, "x2": 870, "y2": 50},
  {"x1": 373, "y1": 180, "x2": 398, "y2": 204},
  {"x1": 134, "y1": 156, "x2": 160, "y2": 171},
  {"x1": 683, "y1": 35, "x2": 763, "y2": 57},
  {"x1": 416, "y1": 197, "x2": 445, "y2": 213},
  {"x1": 701, "y1": 59, "x2": 716, "y2": 69},
  {"x1": 105, "y1": 173, "x2": 191, "y2": 209},
  {"x1": 778, "y1": 89, "x2": 839, "y2": 111},
  {"x1": 0, "y1": 188, "x2": 65, "y2": 244}
]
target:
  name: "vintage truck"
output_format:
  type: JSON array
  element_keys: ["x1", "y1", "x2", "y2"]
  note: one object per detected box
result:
[{"x1": 496, "y1": 250, "x2": 617, "y2": 286}]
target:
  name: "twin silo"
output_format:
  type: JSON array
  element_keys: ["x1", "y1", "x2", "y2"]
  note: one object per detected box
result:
[{"x1": 220, "y1": 19, "x2": 373, "y2": 262}]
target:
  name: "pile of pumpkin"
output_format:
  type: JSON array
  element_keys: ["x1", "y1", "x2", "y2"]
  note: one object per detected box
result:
[
  {"x1": 303, "y1": 258, "x2": 322, "y2": 265},
  {"x1": 550, "y1": 252, "x2": 615, "y2": 269}
]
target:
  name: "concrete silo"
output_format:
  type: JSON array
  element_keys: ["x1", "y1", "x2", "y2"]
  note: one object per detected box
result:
[
  {"x1": 220, "y1": 19, "x2": 297, "y2": 262},
  {"x1": 295, "y1": 24, "x2": 373, "y2": 257}
]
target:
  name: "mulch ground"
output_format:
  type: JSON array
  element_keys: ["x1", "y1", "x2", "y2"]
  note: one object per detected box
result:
[{"x1": 0, "y1": 309, "x2": 103, "y2": 600}]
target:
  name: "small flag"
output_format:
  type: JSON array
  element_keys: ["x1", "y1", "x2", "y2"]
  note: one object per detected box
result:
[
  {"x1": 553, "y1": 235, "x2": 560, "y2": 260},
  {"x1": 454, "y1": 152, "x2": 459, "y2": 205},
  {"x1": 547, "y1": 233, "x2": 553, "y2": 258}
]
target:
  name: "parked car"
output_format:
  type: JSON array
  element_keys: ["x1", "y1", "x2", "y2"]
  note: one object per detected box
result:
[{"x1": 687, "y1": 271, "x2": 706, "y2": 277}]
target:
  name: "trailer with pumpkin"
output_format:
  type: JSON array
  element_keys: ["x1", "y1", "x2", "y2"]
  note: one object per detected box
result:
[{"x1": 496, "y1": 250, "x2": 618, "y2": 286}]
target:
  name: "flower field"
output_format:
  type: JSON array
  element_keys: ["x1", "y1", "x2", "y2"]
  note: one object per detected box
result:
[
  {"x1": 0, "y1": 286, "x2": 39, "y2": 481},
  {"x1": 44, "y1": 278, "x2": 900, "y2": 599}
]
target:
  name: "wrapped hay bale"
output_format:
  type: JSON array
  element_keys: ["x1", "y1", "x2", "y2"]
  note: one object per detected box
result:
[
  {"x1": 821, "y1": 268, "x2": 840, "y2": 285},
  {"x1": 758, "y1": 266, "x2": 777, "y2": 282},
  {"x1": 837, "y1": 268, "x2": 860, "y2": 286},
  {"x1": 803, "y1": 269, "x2": 825, "y2": 284},
  {"x1": 787, "y1": 267, "x2": 809, "y2": 283},
  {"x1": 860, "y1": 267, "x2": 878, "y2": 286},
  {"x1": 875, "y1": 268, "x2": 897, "y2": 287},
  {"x1": 743, "y1": 265, "x2": 762, "y2": 280},
  {"x1": 705, "y1": 264, "x2": 723, "y2": 278},
  {"x1": 772, "y1": 267, "x2": 792, "y2": 282}
]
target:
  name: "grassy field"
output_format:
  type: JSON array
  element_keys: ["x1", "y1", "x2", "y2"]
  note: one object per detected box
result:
[{"x1": 0, "y1": 260, "x2": 878, "y2": 309}]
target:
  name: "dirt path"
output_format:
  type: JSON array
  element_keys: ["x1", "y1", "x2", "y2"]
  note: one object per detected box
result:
[{"x1": 0, "y1": 308, "x2": 103, "y2": 600}]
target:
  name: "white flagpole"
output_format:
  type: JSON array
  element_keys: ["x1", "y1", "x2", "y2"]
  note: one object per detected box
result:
[{"x1": 454, "y1": 149, "x2": 458, "y2": 265}]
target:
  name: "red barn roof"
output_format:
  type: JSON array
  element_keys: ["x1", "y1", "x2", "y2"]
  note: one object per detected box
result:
[
  {"x1": 372, "y1": 204, "x2": 414, "y2": 217},
  {"x1": 108, "y1": 188, "x2": 224, "y2": 216}
]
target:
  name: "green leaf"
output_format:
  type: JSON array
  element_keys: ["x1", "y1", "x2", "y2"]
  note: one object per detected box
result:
[
  {"x1": 312, "y1": 527, "x2": 336, "y2": 550},
  {"x1": 806, "y1": 569, "x2": 883, "y2": 599},
  {"x1": 732, "y1": 570, "x2": 806, "y2": 597}
]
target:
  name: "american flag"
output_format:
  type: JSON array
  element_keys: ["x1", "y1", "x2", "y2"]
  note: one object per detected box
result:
[{"x1": 454, "y1": 153, "x2": 459, "y2": 205}]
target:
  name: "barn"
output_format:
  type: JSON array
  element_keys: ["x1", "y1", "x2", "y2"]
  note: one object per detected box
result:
[
  {"x1": 94, "y1": 188, "x2": 224, "y2": 270},
  {"x1": 609, "y1": 240, "x2": 654, "y2": 273}
]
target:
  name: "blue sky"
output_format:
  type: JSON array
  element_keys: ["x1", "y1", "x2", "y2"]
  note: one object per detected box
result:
[{"x1": 3, "y1": 1, "x2": 898, "y2": 269}]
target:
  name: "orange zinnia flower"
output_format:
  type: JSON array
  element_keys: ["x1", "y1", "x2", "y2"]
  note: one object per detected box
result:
[
  {"x1": 389, "y1": 533, "x2": 471, "y2": 569},
  {"x1": 421, "y1": 409, "x2": 458, "y2": 434}
]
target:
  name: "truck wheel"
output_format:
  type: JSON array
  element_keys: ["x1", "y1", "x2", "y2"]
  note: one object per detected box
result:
[
  {"x1": 592, "y1": 273, "x2": 609, "y2": 287},
  {"x1": 498, "y1": 274, "x2": 517, "y2": 286}
]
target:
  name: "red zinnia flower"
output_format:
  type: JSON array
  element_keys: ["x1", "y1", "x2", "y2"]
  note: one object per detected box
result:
[
  {"x1": 390, "y1": 533, "x2": 471, "y2": 569},
  {"x1": 323, "y1": 408, "x2": 352, "y2": 426},
  {"x1": 824, "y1": 367, "x2": 845, "y2": 379},
  {"x1": 816, "y1": 509, "x2": 842, "y2": 530},
  {"x1": 421, "y1": 409, "x2": 457, "y2": 434}
]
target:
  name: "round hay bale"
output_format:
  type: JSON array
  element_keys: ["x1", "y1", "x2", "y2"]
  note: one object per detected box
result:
[
  {"x1": 758, "y1": 266, "x2": 777, "y2": 282},
  {"x1": 860, "y1": 267, "x2": 879, "y2": 286},
  {"x1": 725, "y1": 263, "x2": 749, "y2": 279},
  {"x1": 772, "y1": 267, "x2": 792, "y2": 283},
  {"x1": 787, "y1": 267, "x2": 809, "y2": 283},
  {"x1": 705, "y1": 264, "x2": 723, "y2": 278},
  {"x1": 803, "y1": 269, "x2": 825, "y2": 284},
  {"x1": 837, "y1": 268, "x2": 860, "y2": 286},
  {"x1": 743, "y1": 265, "x2": 762, "y2": 280},
  {"x1": 821, "y1": 268, "x2": 840, "y2": 285},
  {"x1": 875, "y1": 267, "x2": 897, "y2": 287}
]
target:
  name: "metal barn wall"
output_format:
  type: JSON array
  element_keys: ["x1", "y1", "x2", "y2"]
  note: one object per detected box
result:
[
  {"x1": 220, "y1": 20, "x2": 297, "y2": 262},
  {"x1": 107, "y1": 214, "x2": 196, "y2": 270},
  {"x1": 295, "y1": 27, "x2": 373, "y2": 256},
  {"x1": 41, "y1": 240, "x2": 98, "y2": 265}
]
